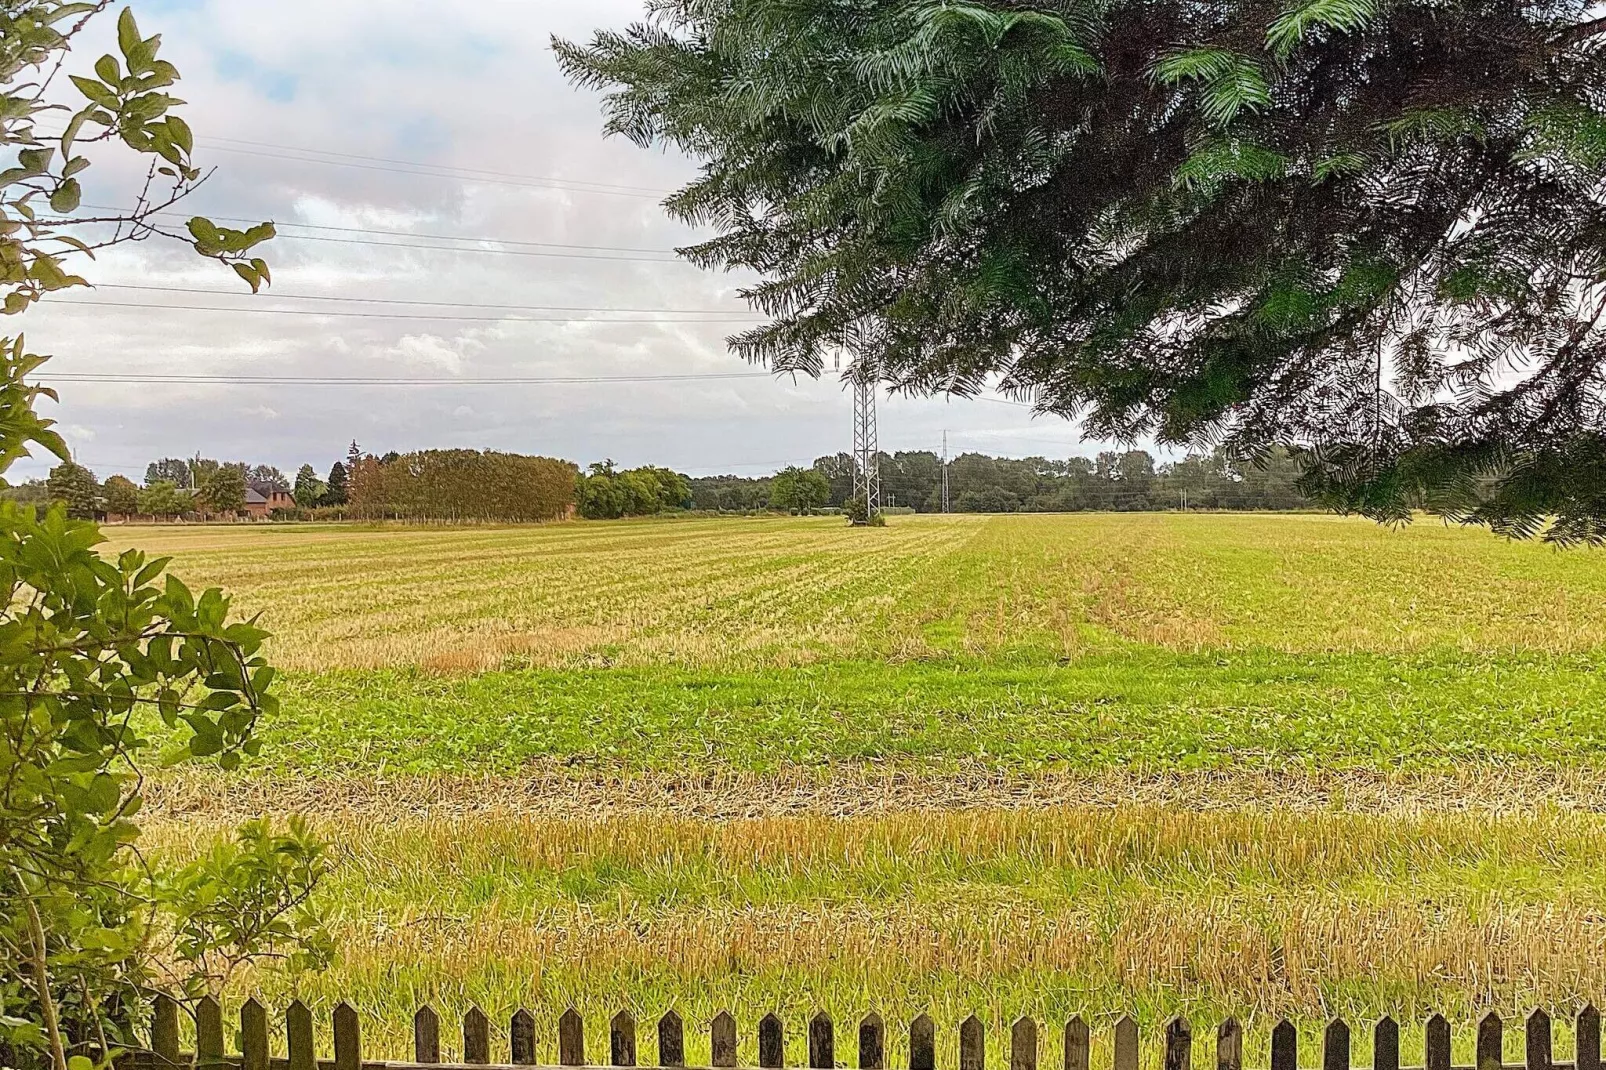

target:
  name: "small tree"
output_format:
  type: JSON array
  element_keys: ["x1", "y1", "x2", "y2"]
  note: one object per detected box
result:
[
  {"x1": 323, "y1": 460, "x2": 348, "y2": 505},
  {"x1": 139, "y1": 480, "x2": 192, "y2": 520},
  {"x1": 292, "y1": 464, "x2": 324, "y2": 508},
  {"x1": 102, "y1": 474, "x2": 140, "y2": 517},
  {"x1": 45, "y1": 460, "x2": 97, "y2": 519},
  {"x1": 145, "y1": 458, "x2": 191, "y2": 489},
  {"x1": 771, "y1": 466, "x2": 829, "y2": 513},
  {"x1": 200, "y1": 465, "x2": 247, "y2": 515}
]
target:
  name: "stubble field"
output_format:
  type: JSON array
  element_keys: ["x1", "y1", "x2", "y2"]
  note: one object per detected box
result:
[{"x1": 116, "y1": 514, "x2": 1606, "y2": 1068}]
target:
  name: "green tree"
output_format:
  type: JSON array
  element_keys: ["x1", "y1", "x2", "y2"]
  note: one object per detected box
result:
[
  {"x1": 200, "y1": 464, "x2": 247, "y2": 515},
  {"x1": 248, "y1": 464, "x2": 289, "y2": 493},
  {"x1": 770, "y1": 466, "x2": 830, "y2": 513},
  {"x1": 138, "y1": 479, "x2": 191, "y2": 519},
  {"x1": 145, "y1": 457, "x2": 191, "y2": 488},
  {"x1": 0, "y1": 9, "x2": 311, "y2": 1068},
  {"x1": 560, "y1": 1, "x2": 1606, "y2": 542},
  {"x1": 323, "y1": 460, "x2": 349, "y2": 505},
  {"x1": 45, "y1": 460, "x2": 97, "y2": 519},
  {"x1": 102, "y1": 473, "x2": 139, "y2": 516},
  {"x1": 293, "y1": 464, "x2": 324, "y2": 508}
]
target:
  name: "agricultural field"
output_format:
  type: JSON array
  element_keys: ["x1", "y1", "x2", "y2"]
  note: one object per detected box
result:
[{"x1": 117, "y1": 514, "x2": 1606, "y2": 1068}]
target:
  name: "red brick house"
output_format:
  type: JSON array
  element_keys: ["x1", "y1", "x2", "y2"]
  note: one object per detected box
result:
[{"x1": 243, "y1": 487, "x2": 296, "y2": 518}]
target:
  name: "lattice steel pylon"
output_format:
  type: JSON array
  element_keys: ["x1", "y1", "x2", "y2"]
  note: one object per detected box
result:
[{"x1": 850, "y1": 366, "x2": 880, "y2": 521}]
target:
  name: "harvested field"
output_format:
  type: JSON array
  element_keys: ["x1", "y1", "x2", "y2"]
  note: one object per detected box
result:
[{"x1": 119, "y1": 514, "x2": 1606, "y2": 1066}]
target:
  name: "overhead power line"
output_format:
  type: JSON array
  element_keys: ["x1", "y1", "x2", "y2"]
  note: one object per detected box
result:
[
  {"x1": 202, "y1": 136, "x2": 675, "y2": 196},
  {"x1": 74, "y1": 204, "x2": 691, "y2": 263},
  {"x1": 198, "y1": 141, "x2": 675, "y2": 200},
  {"x1": 92, "y1": 283, "x2": 749, "y2": 316},
  {"x1": 80, "y1": 204, "x2": 685, "y2": 255},
  {"x1": 45, "y1": 299, "x2": 758, "y2": 324},
  {"x1": 41, "y1": 371, "x2": 780, "y2": 386}
]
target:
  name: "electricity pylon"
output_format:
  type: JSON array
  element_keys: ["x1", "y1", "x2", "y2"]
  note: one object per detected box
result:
[{"x1": 851, "y1": 366, "x2": 880, "y2": 521}]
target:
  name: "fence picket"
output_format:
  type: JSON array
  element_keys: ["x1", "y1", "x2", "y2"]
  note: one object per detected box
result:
[
  {"x1": 1425, "y1": 1015, "x2": 1451, "y2": 1070},
  {"x1": 1527, "y1": 1009, "x2": 1552, "y2": 1070},
  {"x1": 1270, "y1": 1020, "x2": 1296, "y2": 1070},
  {"x1": 1218, "y1": 1020, "x2": 1243, "y2": 1070},
  {"x1": 1579, "y1": 1007, "x2": 1602, "y2": 1070},
  {"x1": 241, "y1": 998, "x2": 268, "y2": 1070},
  {"x1": 286, "y1": 1001, "x2": 314, "y2": 1070},
  {"x1": 1479, "y1": 1013, "x2": 1503, "y2": 1070},
  {"x1": 151, "y1": 994, "x2": 179, "y2": 1064},
  {"x1": 1374, "y1": 1018, "x2": 1399, "y2": 1070},
  {"x1": 712, "y1": 1011, "x2": 738, "y2": 1069},
  {"x1": 960, "y1": 1016, "x2": 985, "y2": 1070},
  {"x1": 560, "y1": 1009, "x2": 586, "y2": 1067},
  {"x1": 659, "y1": 1011, "x2": 685, "y2": 1068},
  {"x1": 760, "y1": 1014, "x2": 785, "y2": 1069},
  {"x1": 911, "y1": 1015, "x2": 936, "y2": 1070},
  {"x1": 128, "y1": 990, "x2": 1606, "y2": 1070},
  {"x1": 1164, "y1": 1018, "x2": 1192, "y2": 1070},
  {"x1": 465, "y1": 1006, "x2": 490, "y2": 1065},
  {"x1": 512, "y1": 1009, "x2": 537, "y2": 1066},
  {"x1": 414, "y1": 1006, "x2": 441, "y2": 1065},
  {"x1": 811, "y1": 1013, "x2": 834, "y2": 1070},
  {"x1": 1324, "y1": 1020, "x2": 1349, "y2": 1070},
  {"x1": 1064, "y1": 1017, "x2": 1090, "y2": 1070},
  {"x1": 332, "y1": 1002, "x2": 360, "y2": 1070},
  {"x1": 1012, "y1": 1018, "x2": 1038, "y2": 1070},
  {"x1": 614, "y1": 1011, "x2": 638, "y2": 1067},
  {"x1": 1115, "y1": 1017, "x2": 1138, "y2": 1070},
  {"x1": 859, "y1": 1012, "x2": 885, "y2": 1070},
  {"x1": 195, "y1": 996, "x2": 224, "y2": 1067}
]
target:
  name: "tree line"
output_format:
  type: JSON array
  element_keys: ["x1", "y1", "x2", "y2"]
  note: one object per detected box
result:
[
  {"x1": 3, "y1": 443, "x2": 1313, "y2": 522},
  {"x1": 691, "y1": 447, "x2": 1313, "y2": 513}
]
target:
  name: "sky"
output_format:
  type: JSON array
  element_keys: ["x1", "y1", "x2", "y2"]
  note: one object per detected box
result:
[{"x1": 12, "y1": 0, "x2": 1110, "y2": 483}]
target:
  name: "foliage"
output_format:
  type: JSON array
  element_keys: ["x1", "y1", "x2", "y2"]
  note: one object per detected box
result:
[
  {"x1": 844, "y1": 496, "x2": 886, "y2": 526},
  {"x1": 101, "y1": 474, "x2": 138, "y2": 517},
  {"x1": 0, "y1": 5, "x2": 323, "y2": 1068},
  {"x1": 137, "y1": 480, "x2": 190, "y2": 520},
  {"x1": 292, "y1": 465, "x2": 324, "y2": 509},
  {"x1": 44, "y1": 459, "x2": 95, "y2": 519},
  {"x1": 558, "y1": 0, "x2": 1606, "y2": 542},
  {"x1": 768, "y1": 466, "x2": 830, "y2": 513},
  {"x1": 198, "y1": 464, "x2": 246, "y2": 516},
  {"x1": 246, "y1": 466, "x2": 288, "y2": 494},
  {"x1": 144, "y1": 459, "x2": 190, "y2": 489},
  {"x1": 159, "y1": 817, "x2": 333, "y2": 995},
  {"x1": 323, "y1": 461, "x2": 348, "y2": 506},
  {"x1": 348, "y1": 449, "x2": 577, "y2": 522},
  {"x1": 576, "y1": 461, "x2": 690, "y2": 519}
]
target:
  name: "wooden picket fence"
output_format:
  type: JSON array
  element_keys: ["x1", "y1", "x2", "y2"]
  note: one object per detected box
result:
[{"x1": 122, "y1": 994, "x2": 1606, "y2": 1070}]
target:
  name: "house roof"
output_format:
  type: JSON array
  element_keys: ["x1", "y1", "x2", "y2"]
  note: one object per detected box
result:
[{"x1": 244, "y1": 488, "x2": 268, "y2": 504}]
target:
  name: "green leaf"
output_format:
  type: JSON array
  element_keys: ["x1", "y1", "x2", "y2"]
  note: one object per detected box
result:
[
  {"x1": 231, "y1": 262, "x2": 262, "y2": 293},
  {"x1": 49, "y1": 178, "x2": 81, "y2": 214},
  {"x1": 70, "y1": 74, "x2": 116, "y2": 108},
  {"x1": 117, "y1": 9, "x2": 142, "y2": 64},
  {"x1": 1267, "y1": 0, "x2": 1378, "y2": 57},
  {"x1": 94, "y1": 53, "x2": 120, "y2": 88},
  {"x1": 167, "y1": 115, "x2": 193, "y2": 155}
]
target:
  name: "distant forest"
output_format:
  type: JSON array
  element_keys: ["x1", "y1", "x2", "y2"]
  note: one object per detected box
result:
[{"x1": 692, "y1": 446, "x2": 1312, "y2": 513}]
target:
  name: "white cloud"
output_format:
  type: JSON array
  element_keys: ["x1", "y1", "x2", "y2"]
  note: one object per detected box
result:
[
  {"x1": 8, "y1": 0, "x2": 1103, "y2": 482},
  {"x1": 390, "y1": 334, "x2": 482, "y2": 374}
]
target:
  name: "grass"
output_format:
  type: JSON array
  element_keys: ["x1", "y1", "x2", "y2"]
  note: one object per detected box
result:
[{"x1": 108, "y1": 513, "x2": 1606, "y2": 1065}]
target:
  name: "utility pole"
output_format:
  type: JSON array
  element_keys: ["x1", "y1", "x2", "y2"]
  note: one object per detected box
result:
[{"x1": 941, "y1": 430, "x2": 950, "y2": 514}]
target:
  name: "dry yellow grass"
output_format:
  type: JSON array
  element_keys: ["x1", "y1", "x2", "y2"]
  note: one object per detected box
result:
[
  {"x1": 142, "y1": 805, "x2": 1606, "y2": 1066},
  {"x1": 99, "y1": 514, "x2": 1606, "y2": 671}
]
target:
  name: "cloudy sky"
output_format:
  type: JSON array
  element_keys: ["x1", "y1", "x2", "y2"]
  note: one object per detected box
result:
[{"x1": 15, "y1": 0, "x2": 1104, "y2": 483}]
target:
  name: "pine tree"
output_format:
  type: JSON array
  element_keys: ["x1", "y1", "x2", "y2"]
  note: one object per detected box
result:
[{"x1": 559, "y1": 0, "x2": 1606, "y2": 542}]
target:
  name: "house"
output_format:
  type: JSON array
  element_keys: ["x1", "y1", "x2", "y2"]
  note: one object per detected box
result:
[{"x1": 243, "y1": 487, "x2": 296, "y2": 518}]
